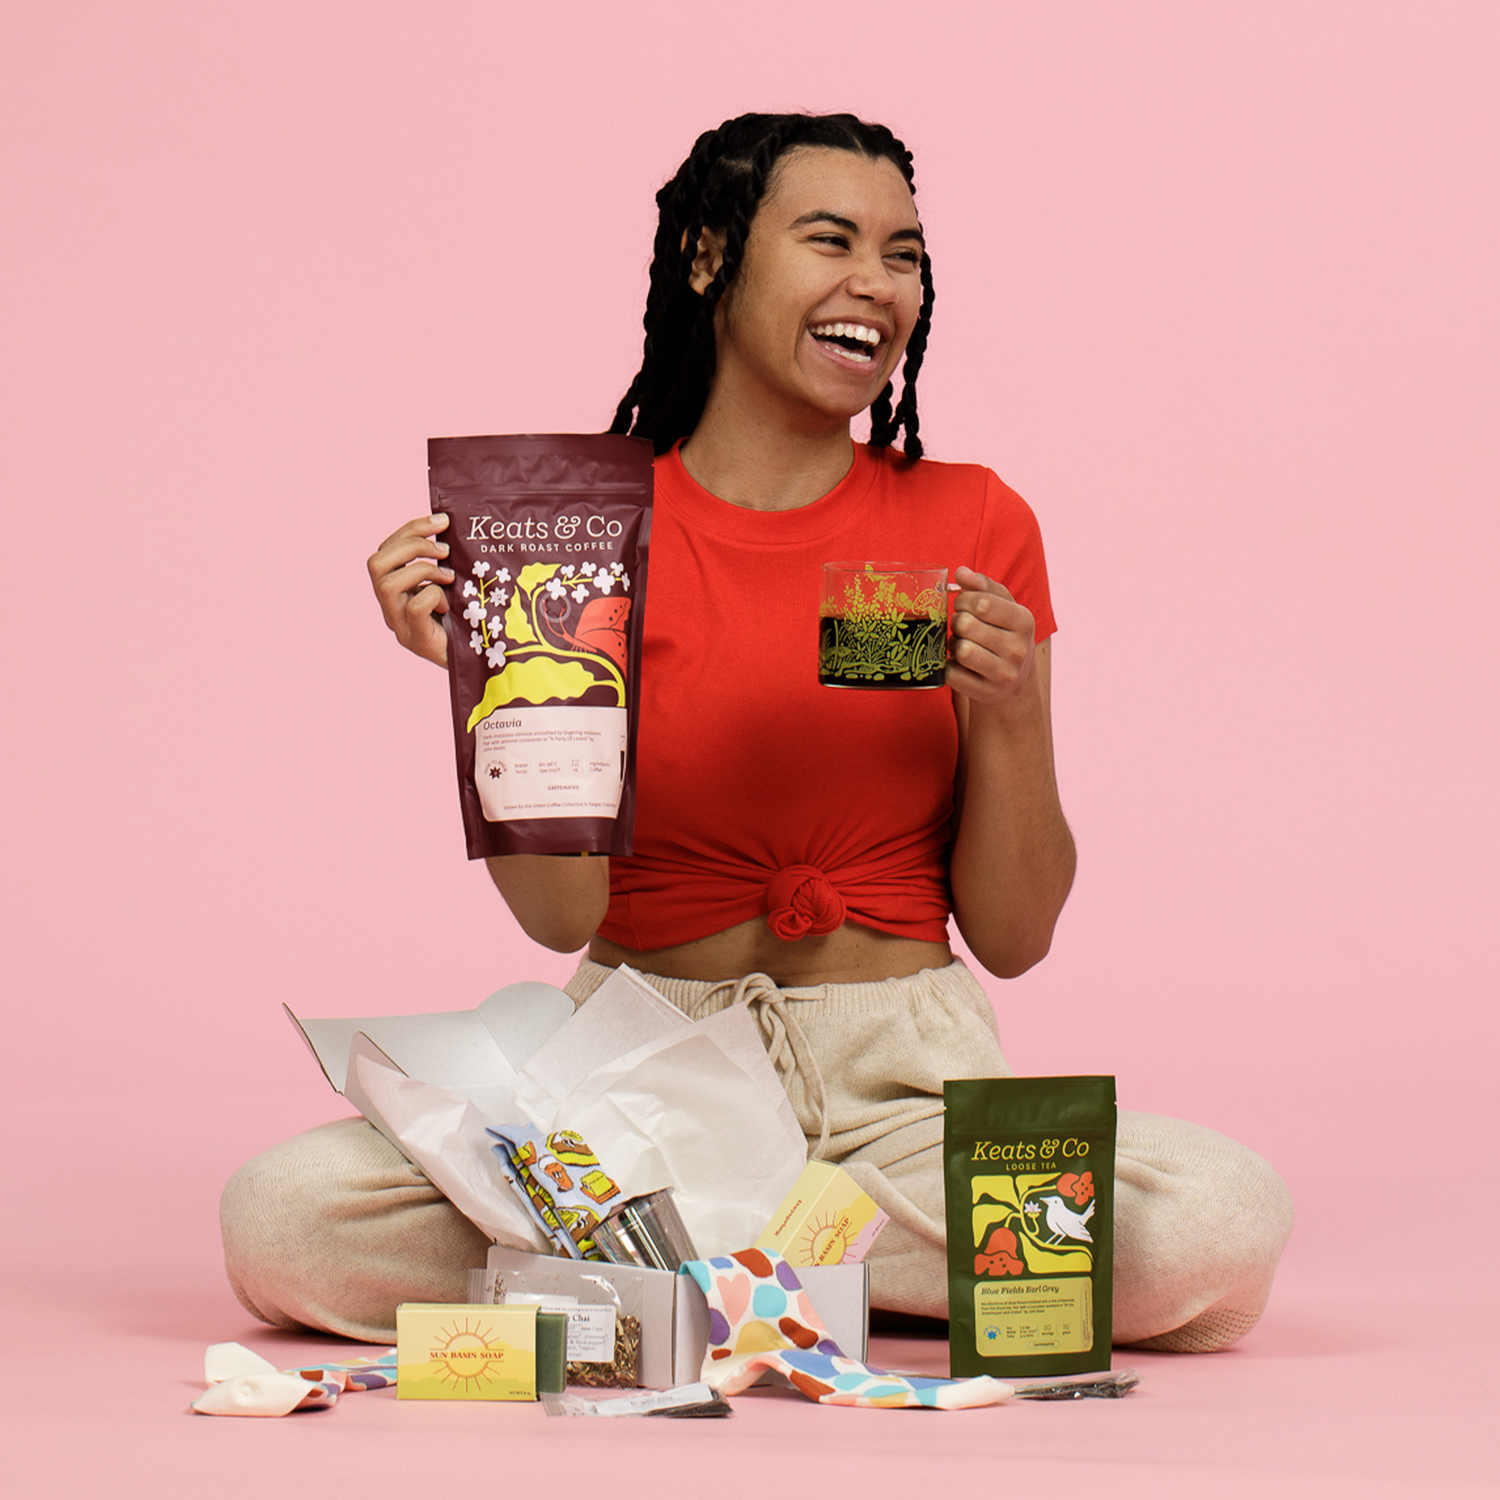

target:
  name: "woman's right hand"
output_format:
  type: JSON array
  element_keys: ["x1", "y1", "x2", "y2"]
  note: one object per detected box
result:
[{"x1": 368, "y1": 513, "x2": 453, "y2": 668}]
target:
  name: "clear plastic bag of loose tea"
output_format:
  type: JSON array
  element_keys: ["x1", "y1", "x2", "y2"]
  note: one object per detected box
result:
[
  {"x1": 942, "y1": 1076, "x2": 1117, "y2": 1381},
  {"x1": 469, "y1": 1265, "x2": 642, "y2": 1387},
  {"x1": 429, "y1": 433, "x2": 653, "y2": 858}
]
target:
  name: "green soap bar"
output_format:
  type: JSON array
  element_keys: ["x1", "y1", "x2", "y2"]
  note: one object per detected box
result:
[{"x1": 536, "y1": 1312, "x2": 569, "y2": 1396}]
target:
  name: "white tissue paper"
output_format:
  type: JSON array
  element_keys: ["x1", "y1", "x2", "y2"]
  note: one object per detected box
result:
[
  {"x1": 350, "y1": 1036, "x2": 551, "y2": 1253},
  {"x1": 347, "y1": 966, "x2": 808, "y2": 1258},
  {"x1": 515, "y1": 993, "x2": 808, "y2": 1254}
]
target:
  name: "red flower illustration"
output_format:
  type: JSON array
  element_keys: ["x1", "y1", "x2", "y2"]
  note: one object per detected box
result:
[
  {"x1": 548, "y1": 596, "x2": 631, "y2": 671},
  {"x1": 975, "y1": 1225, "x2": 1024, "y2": 1277},
  {"x1": 1057, "y1": 1171, "x2": 1094, "y2": 1207}
]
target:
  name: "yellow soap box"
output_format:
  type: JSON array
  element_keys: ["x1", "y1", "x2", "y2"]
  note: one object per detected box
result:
[
  {"x1": 756, "y1": 1160, "x2": 890, "y2": 1266},
  {"x1": 396, "y1": 1303, "x2": 538, "y2": 1401}
]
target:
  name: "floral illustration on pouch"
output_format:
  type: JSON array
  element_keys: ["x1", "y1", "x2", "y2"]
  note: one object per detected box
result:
[
  {"x1": 1057, "y1": 1171, "x2": 1094, "y2": 1207},
  {"x1": 970, "y1": 1171, "x2": 1095, "y2": 1279},
  {"x1": 975, "y1": 1225, "x2": 1025, "y2": 1277},
  {"x1": 461, "y1": 560, "x2": 632, "y2": 730}
]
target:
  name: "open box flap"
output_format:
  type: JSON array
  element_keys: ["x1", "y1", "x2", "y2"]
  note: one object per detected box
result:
[{"x1": 284, "y1": 980, "x2": 575, "y2": 1099}]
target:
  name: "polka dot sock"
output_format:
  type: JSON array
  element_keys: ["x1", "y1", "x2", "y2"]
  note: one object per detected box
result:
[{"x1": 681, "y1": 1249, "x2": 1011, "y2": 1410}]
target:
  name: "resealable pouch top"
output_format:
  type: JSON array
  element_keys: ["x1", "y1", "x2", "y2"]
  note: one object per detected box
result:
[
  {"x1": 943, "y1": 1076, "x2": 1117, "y2": 1380},
  {"x1": 429, "y1": 434, "x2": 653, "y2": 858}
]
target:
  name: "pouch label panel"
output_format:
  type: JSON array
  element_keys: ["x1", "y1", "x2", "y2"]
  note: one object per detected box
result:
[
  {"x1": 474, "y1": 705, "x2": 626, "y2": 821},
  {"x1": 974, "y1": 1276, "x2": 1093, "y2": 1355}
]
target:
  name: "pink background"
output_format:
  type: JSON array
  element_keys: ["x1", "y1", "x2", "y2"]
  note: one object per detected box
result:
[{"x1": 3, "y1": 3, "x2": 1495, "y2": 1494}]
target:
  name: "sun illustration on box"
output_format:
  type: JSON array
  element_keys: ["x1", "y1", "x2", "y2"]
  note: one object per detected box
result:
[
  {"x1": 429, "y1": 1315, "x2": 514, "y2": 1393},
  {"x1": 797, "y1": 1211, "x2": 852, "y2": 1266}
]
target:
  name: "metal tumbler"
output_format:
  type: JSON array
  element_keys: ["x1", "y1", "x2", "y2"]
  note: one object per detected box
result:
[{"x1": 590, "y1": 1188, "x2": 698, "y2": 1272}]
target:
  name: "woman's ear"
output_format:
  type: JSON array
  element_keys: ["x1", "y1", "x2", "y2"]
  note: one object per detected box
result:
[{"x1": 684, "y1": 226, "x2": 727, "y2": 295}]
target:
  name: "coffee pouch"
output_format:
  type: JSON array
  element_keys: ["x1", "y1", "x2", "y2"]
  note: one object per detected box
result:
[
  {"x1": 429, "y1": 434, "x2": 653, "y2": 858},
  {"x1": 943, "y1": 1076, "x2": 1116, "y2": 1379}
]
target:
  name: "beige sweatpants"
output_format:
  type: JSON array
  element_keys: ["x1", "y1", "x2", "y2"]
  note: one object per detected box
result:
[{"x1": 222, "y1": 960, "x2": 1292, "y2": 1351}]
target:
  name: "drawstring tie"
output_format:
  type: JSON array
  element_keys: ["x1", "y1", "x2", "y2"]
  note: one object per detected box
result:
[{"x1": 684, "y1": 972, "x2": 831, "y2": 1162}]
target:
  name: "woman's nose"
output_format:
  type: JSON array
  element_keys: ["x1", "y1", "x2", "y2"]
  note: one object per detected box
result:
[{"x1": 846, "y1": 254, "x2": 898, "y2": 303}]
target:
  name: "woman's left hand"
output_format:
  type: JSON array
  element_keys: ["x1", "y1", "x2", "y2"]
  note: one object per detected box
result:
[{"x1": 946, "y1": 564, "x2": 1036, "y2": 707}]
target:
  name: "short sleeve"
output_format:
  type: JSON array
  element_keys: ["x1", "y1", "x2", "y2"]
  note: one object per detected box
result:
[{"x1": 979, "y1": 469, "x2": 1057, "y2": 641}]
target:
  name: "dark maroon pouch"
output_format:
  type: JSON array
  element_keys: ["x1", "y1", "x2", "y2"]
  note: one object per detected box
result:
[{"x1": 428, "y1": 434, "x2": 653, "y2": 858}]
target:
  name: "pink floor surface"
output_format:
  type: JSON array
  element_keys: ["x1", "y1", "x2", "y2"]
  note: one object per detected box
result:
[
  {"x1": 4, "y1": 1096, "x2": 1489, "y2": 1500},
  {"x1": 5, "y1": 1267, "x2": 1489, "y2": 1499}
]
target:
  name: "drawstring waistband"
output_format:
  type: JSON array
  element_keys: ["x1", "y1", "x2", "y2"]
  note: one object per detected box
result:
[
  {"x1": 564, "y1": 957, "x2": 990, "y2": 1164},
  {"x1": 679, "y1": 972, "x2": 832, "y2": 1162}
]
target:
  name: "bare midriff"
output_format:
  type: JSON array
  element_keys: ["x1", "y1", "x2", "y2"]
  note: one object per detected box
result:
[{"x1": 588, "y1": 916, "x2": 953, "y2": 987}]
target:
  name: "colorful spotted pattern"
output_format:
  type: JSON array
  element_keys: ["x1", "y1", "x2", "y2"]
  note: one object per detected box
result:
[
  {"x1": 680, "y1": 1249, "x2": 1011, "y2": 1410},
  {"x1": 286, "y1": 1349, "x2": 398, "y2": 1409}
]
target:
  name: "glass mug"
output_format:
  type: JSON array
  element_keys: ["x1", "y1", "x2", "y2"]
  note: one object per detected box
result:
[{"x1": 818, "y1": 562, "x2": 948, "y2": 689}]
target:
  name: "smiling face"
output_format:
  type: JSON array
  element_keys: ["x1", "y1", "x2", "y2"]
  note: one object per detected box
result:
[{"x1": 697, "y1": 146, "x2": 926, "y2": 436}]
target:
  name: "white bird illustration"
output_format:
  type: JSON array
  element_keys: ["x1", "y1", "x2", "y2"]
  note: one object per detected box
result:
[{"x1": 1036, "y1": 1195, "x2": 1095, "y2": 1245}]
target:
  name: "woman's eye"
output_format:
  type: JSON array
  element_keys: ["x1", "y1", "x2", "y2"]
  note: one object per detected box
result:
[
  {"x1": 811, "y1": 234, "x2": 850, "y2": 249},
  {"x1": 888, "y1": 249, "x2": 922, "y2": 267}
]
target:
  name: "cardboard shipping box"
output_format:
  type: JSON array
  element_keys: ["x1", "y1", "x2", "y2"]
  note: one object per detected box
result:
[
  {"x1": 286, "y1": 975, "x2": 866, "y2": 1386},
  {"x1": 483, "y1": 1245, "x2": 869, "y2": 1389}
]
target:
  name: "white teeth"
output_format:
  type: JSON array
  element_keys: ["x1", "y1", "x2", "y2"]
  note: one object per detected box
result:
[{"x1": 811, "y1": 322, "x2": 881, "y2": 346}]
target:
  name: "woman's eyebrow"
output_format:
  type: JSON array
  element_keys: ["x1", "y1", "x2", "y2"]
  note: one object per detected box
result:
[{"x1": 789, "y1": 210, "x2": 925, "y2": 248}]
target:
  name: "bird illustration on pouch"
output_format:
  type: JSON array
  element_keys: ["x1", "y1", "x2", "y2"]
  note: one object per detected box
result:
[{"x1": 1026, "y1": 1196, "x2": 1096, "y2": 1245}]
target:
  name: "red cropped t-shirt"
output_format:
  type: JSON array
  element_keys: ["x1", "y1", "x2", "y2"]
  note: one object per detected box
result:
[{"x1": 599, "y1": 444, "x2": 1056, "y2": 951}]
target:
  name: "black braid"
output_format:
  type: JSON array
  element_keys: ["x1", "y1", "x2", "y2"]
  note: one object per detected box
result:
[
  {"x1": 610, "y1": 112, "x2": 935, "y2": 460},
  {"x1": 891, "y1": 252, "x2": 934, "y2": 461}
]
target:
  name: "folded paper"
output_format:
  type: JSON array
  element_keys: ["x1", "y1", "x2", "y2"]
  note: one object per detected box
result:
[{"x1": 286, "y1": 981, "x2": 576, "y2": 1135}]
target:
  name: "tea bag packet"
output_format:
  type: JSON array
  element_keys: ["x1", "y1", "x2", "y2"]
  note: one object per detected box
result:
[
  {"x1": 943, "y1": 1076, "x2": 1117, "y2": 1380},
  {"x1": 472, "y1": 1260, "x2": 653, "y2": 1389},
  {"x1": 470, "y1": 1268, "x2": 642, "y2": 1389},
  {"x1": 429, "y1": 433, "x2": 653, "y2": 858}
]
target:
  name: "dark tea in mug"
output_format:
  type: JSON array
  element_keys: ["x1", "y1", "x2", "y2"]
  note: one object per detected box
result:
[{"x1": 818, "y1": 562, "x2": 948, "y2": 689}]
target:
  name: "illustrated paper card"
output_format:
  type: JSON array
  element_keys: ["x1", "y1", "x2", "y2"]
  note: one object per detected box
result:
[
  {"x1": 943, "y1": 1076, "x2": 1116, "y2": 1380},
  {"x1": 487, "y1": 1124, "x2": 624, "y2": 1259}
]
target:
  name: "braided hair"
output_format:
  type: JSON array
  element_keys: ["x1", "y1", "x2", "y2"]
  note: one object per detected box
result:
[{"x1": 609, "y1": 112, "x2": 934, "y2": 461}]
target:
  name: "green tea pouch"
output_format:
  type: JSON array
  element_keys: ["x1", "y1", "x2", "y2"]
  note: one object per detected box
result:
[{"x1": 943, "y1": 1076, "x2": 1117, "y2": 1379}]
